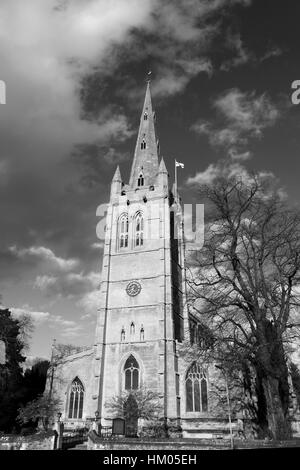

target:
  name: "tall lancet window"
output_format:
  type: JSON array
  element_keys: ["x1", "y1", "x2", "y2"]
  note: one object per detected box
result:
[
  {"x1": 141, "y1": 140, "x2": 146, "y2": 150},
  {"x1": 119, "y1": 213, "x2": 129, "y2": 249},
  {"x1": 144, "y1": 112, "x2": 148, "y2": 120},
  {"x1": 124, "y1": 355, "x2": 139, "y2": 390},
  {"x1": 137, "y1": 173, "x2": 144, "y2": 187},
  {"x1": 68, "y1": 377, "x2": 84, "y2": 419},
  {"x1": 134, "y1": 212, "x2": 144, "y2": 247},
  {"x1": 186, "y1": 364, "x2": 208, "y2": 413}
]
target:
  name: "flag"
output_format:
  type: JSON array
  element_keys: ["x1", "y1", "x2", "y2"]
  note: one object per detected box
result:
[{"x1": 175, "y1": 160, "x2": 184, "y2": 169}]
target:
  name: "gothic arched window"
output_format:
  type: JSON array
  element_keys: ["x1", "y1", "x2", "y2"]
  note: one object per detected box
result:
[
  {"x1": 119, "y1": 213, "x2": 129, "y2": 249},
  {"x1": 68, "y1": 377, "x2": 84, "y2": 419},
  {"x1": 185, "y1": 364, "x2": 208, "y2": 413},
  {"x1": 134, "y1": 212, "x2": 144, "y2": 247},
  {"x1": 124, "y1": 355, "x2": 139, "y2": 390},
  {"x1": 144, "y1": 113, "x2": 148, "y2": 120},
  {"x1": 141, "y1": 140, "x2": 146, "y2": 150},
  {"x1": 138, "y1": 174, "x2": 144, "y2": 187}
]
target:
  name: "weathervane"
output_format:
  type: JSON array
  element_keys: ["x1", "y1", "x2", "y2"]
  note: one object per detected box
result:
[{"x1": 146, "y1": 70, "x2": 152, "y2": 83}]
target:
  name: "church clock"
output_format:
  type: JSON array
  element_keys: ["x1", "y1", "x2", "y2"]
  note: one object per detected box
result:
[{"x1": 126, "y1": 281, "x2": 141, "y2": 297}]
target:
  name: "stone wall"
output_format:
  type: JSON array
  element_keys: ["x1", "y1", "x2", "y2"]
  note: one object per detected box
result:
[
  {"x1": 0, "y1": 432, "x2": 56, "y2": 450},
  {"x1": 87, "y1": 431, "x2": 231, "y2": 450}
]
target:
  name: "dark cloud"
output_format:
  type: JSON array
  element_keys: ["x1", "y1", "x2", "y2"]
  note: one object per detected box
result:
[{"x1": 71, "y1": 144, "x2": 130, "y2": 188}]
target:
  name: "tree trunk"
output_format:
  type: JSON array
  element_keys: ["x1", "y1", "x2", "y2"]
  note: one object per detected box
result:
[
  {"x1": 254, "y1": 368, "x2": 269, "y2": 437},
  {"x1": 262, "y1": 375, "x2": 291, "y2": 440},
  {"x1": 256, "y1": 319, "x2": 291, "y2": 439}
]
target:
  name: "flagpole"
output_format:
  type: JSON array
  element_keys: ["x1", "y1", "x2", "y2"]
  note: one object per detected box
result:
[{"x1": 175, "y1": 160, "x2": 177, "y2": 200}]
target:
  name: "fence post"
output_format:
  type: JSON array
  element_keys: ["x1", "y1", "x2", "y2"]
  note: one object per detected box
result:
[
  {"x1": 54, "y1": 414, "x2": 64, "y2": 449},
  {"x1": 93, "y1": 411, "x2": 101, "y2": 435}
]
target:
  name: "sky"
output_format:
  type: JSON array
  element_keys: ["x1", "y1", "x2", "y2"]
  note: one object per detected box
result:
[{"x1": 0, "y1": 0, "x2": 299, "y2": 360}]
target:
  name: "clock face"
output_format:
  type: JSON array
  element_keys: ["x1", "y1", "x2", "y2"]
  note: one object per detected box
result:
[{"x1": 126, "y1": 281, "x2": 141, "y2": 297}]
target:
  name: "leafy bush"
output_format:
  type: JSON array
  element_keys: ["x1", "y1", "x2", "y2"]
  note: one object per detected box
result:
[{"x1": 140, "y1": 420, "x2": 166, "y2": 438}]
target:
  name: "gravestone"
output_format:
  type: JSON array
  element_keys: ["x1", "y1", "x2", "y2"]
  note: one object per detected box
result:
[{"x1": 112, "y1": 418, "x2": 125, "y2": 436}]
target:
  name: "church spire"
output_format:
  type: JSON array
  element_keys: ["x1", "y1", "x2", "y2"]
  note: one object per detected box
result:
[
  {"x1": 129, "y1": 81, "x2": 159, "y2": 188},
  {"x1": 110, "y1": 165, "x2": 122, "y2": 198}
]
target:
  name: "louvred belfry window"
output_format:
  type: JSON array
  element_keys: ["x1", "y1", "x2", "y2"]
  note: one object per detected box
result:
[
  {"x1": 68, "y1": 377, "x2": 84, "y2": 419},
  {"x1": 138, "y1": 174, "x2": 144, "y2": 187}
]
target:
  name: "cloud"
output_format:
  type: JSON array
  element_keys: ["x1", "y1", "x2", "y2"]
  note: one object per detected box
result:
[
  {"x1": 187, "y1": 160, "x2": 274, "y2": 188},
  {"x1": 220, "y1": 32, "x2": 253, "y2": 71},
  {"x1": 59, "y1": 325, "x2": 84, "y2": 339},
  {"x1": 78, "y1": 289, "x2": 100, "y2": 318},
  {"x1": 91, "y1": 242, "x2": 104, "y2": 251},
  {"x1": 34, "y1": 270, "x2": 99, "y2": 299},
  {"x1": 187, "y1": 163, "x2": 222, "y2": 186},
  {"x1": 151, "y1": 59, "x2": 213, "y2": 98},
  {"x1": 191, "y1": 88, "x2": 280, "y2": 159},
  {"x1": 71, "y1": 144, "x2": 131, "y2": 188},
  {"x1": 11, "y1": 306, "x2": 50, "y2": 324},
  {"x1": 228, "y1": 149, "x2": 252, "y2": 161},
  {"x1": 260, "y1": 46, "x2": 283, "y2": 62},
  {"x1": 9, "y1": 245, "x2": 79, "y2": 271},
  {"x1": 34, "y1": 275, "x2": 57, "y2": 291},
  {"x1": 0, "y1": 0, "x2": 252, "y2": 156},
  {"x1": 214, "y1": 89, "x2": 279, "y2": 134},
  {"x1": 220, "y1": 30, "x2": 283, "y2": 72},
  {"x1": 98, "y1": 0, "x2": 252, "y2": 99},
  {"x1": 11, "y1": 304, "x2": 84, "y2": 340},
  {"x1": 49, "y1": 314, "x2": 79, "y2": 328},
  {"x1": 48, "y1": 315, "x2": 85, "y2": 340}
]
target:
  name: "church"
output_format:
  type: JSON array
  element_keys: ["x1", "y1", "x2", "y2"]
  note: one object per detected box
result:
[{"x1": 48, "y1": 81, "x2": 250, "y2": 439}]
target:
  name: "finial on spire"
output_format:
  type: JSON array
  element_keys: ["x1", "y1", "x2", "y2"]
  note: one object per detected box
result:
[{"x1": 112, "y1": 165, "x2": 122, "y2": 182}]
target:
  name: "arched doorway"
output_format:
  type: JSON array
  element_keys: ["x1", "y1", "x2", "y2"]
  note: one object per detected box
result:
[{"x1": 123, "y1": 394, "x2": 138, "y2": 437}]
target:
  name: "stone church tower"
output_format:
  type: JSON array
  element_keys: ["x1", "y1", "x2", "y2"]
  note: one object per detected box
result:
[{"x1": 92, "y1": 81, "x2": 188, "y2": 426}]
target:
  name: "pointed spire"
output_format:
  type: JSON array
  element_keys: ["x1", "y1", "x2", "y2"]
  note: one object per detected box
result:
[
  {"x1": 110, "y1": 165, "x2": 122, "y2": 198},
  {"x1": 129, "y1": 81, "x2": 159, "y2": 188},
  {"x1": 112, "y1": 165, "x2": 121, "y2": 182},
  {"x1": 157, "y1": 157, "x2": 169, "y2": 192},
  {"x1": 158, "y1": 157, "x2": 168, "y2": 174}
]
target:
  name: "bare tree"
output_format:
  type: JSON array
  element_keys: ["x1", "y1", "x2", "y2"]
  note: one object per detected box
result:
[
  {"x1": 187, "y1": 174, "x2": 300, "y2": 439},
  {"x1": 17, "y1": 314, "x2": 34, "y2": 352},
  {"x1": 47, "y1": 342, "x2": 86, "y2": 399}
]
